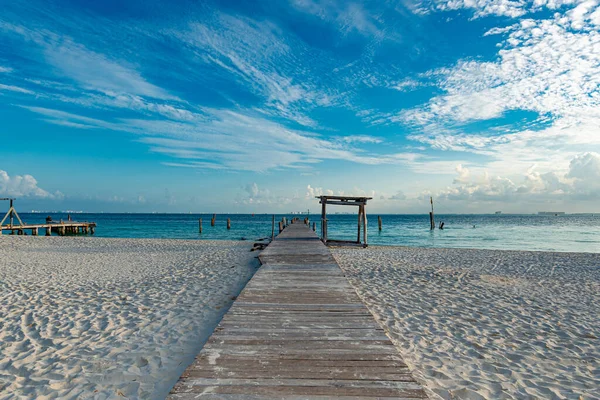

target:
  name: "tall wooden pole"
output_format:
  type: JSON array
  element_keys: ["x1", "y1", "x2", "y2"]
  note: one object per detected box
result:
[
  {"x1": 199, "y1": 218, "x2": 202, "y2": 234},
  {"x1": 378, "y1": 215, "x2": 382, "y2": 231},
  {"x1": 430, "y1": 197, "x2": 435, "y2": 230},
  {"x1": 9, "y1": 199, "x2": 13, "y2": 228}
]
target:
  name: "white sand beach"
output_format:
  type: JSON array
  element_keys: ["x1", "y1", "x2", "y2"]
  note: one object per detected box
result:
[
  {"x1": 0, "y1": 236, "x2": 258, "y2": 399},
  {"x1": 334, "y1": 246, "x2": 600, "y2": 400}
]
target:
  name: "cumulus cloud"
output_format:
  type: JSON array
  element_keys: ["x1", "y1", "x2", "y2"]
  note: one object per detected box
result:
[
  {"x1": 437, "y1": 153, "x2": 600, "y2": 202},
  {"x1": 306, "y1": 185, "x2": 334, "y2": 198},
  {"x1": 0, "y1": 170, "x2": 62, "y2": 199},
  {"x1": 389, "y1": 191, "x2": 407, "y2": 200}
]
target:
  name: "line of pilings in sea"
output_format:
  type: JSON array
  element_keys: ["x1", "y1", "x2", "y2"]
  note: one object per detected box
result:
[{"x1": 196, "y1": 215, "x2": 390, "y2": 240}]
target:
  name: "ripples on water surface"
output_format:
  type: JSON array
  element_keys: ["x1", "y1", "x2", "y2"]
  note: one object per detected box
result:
[{"x1": 17, "y1": 213, "x2": 600, "y2": 253}]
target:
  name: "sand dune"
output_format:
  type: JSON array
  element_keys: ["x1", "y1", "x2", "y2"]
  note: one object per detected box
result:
[
  {"x1": 334, "y1": 246, "x2": 600, "y2": 400},
  {"x1": 0, "y1": 236, "x2": 258, "y2": 399}
]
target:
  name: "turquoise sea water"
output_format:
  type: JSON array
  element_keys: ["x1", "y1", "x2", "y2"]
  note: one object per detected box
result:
[{"x1": 14, "y1": 213, "x2": 600, "y2": 253}]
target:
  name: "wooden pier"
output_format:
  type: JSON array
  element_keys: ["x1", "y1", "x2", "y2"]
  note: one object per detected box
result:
[
  {"x1": 0, "y1": 198, "x2": 96, "y2": 236},
  {"x1": 0, "y1": 222, "x2": 96, "y2": 236},
  {"x1": 169, "y1": 222, "x2": 427, "y2": 399}
]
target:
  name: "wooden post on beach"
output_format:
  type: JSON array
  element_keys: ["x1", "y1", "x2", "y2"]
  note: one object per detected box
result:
[
  {"x1": 271, "y1": 215, "x2": 275, "y2": 241},
  {"x1": 211, "y1": 214, "x2": 216, "y2": 226},
  {"x1": 378, "y1": 216, "x2": 382, "y2": 231},
  {"x1": 227, "y1": 218, "x2": 231, "y2": 230},
  {"x1": 199, "y1": 218, "x2": 202, "y2": 234}
]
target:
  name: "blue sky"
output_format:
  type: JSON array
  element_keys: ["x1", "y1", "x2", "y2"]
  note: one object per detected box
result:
[{"x1": 1, "y1": 0, "x2": 600, "y2": 213}]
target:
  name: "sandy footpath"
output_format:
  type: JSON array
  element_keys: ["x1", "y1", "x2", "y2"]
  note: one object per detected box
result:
[
  {"x1": 334, "y1": 246, "x2": 600, "y2": 400},
  {"x1": 0, "y1": 236, "x2": 259, "y2": 399}
]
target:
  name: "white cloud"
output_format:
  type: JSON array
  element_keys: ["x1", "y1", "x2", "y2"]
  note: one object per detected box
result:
[
  {"x1": 421, "y1": 0, "x2": 585, "y2": 18},
  {"x1": 0, "y1": 83, "x2": 34, "y2": 94},
  {"x1": 291, "y1": 0, "x2": 384, "y2": 38},
  {"x1": 339, "y1": 135, "x2": 383, "y2": 144},
  {"x1": 394, "y1": 6, "x2": 600, "y2": 175},
  {"x1": 0, "y1": 170, "x2": 62, "y2": 199},
  {"x1": 436, "y1": 153, "x2": 600, "y2": 203},
  {"x1": 0, "y1": 22, "x2": 174, "y2": 99}
]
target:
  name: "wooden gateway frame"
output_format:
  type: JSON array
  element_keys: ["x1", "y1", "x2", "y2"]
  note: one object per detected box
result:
[{"x1": 317, "y1": 195, "x2": 372, "y2": 247}]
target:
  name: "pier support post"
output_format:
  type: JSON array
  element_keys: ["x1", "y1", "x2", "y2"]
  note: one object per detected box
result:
[
  {"x1": 357, "y1": 207, "x2": 362, "y2": 243},
  {"x1": 227, "y1": 218, "x2": 231, "y2": 230},
  {"x1": 362, "y1": 208, "x2": 368, "y2": 247},
  {"x1": 312, "y1": 222, "x2": 316, "y2": 232},
  {"x1": 90, "y1": 227, "x2": 95, "y2": 235},
  {"x1": 199, "y1": 218, "x2": 202, "y2": 234},
  {"x1": 378, "y1": 215, "x2": 382, "y2": 231},
  {"x1": 279, "y1": 221, "x2": 283, "y2": 234},
  {"x1": 211, "y1": 214, "x2": 216, "y2": 226},
  {"x1": 46, "y1": 227, "x2": 51, "y2": 236},
  {"x1": 271, "y1": 215, "x2": 275, "y2": 241},
  {"x1": 321, "y1": 200, "x2": 327, "y2": 243},
  {"x1": 32, "y1": 228, "x2": 38, "y2": 236}
]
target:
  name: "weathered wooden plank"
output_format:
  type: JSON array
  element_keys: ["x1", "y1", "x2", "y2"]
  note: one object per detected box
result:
[
  {"x1": 170, "y1": 395, "x2": 418, "y2": 400},
  {"x1": 168, "y1": 222, "x2": 426, "y2": 399},
  {"x1": 183, "y1": 370, "x2": 417, "y2": 381}
]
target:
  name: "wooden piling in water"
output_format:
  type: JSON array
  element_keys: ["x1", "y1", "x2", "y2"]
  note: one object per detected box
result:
[
  {"x1": 211, "y1": 214, "x2": 216, "y2": 226},
  {"x1": 227, "y1": 218, "x2": 231, "y2": 230},
  {"x1": 378, "y1": 215, "x2": 382, "y2": 231},
  {"x1": 312, "y1": 221, "x2": 316, "y2": 231},
  {"x1": 199, "y1": 218, "x2": 202, "y2": 234}
]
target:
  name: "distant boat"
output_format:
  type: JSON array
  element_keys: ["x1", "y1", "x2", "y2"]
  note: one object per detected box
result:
[{"x1": 495, "y1": 211, "x2": 502, "y2": 214}]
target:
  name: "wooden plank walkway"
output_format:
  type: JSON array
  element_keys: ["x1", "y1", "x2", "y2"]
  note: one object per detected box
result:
[{"x1": 169, "y1": 222, "x2": 427, "y2": 399}]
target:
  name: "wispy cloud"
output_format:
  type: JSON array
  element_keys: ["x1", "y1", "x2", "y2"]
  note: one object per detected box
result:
[
  {"x1": 291, "y1": 0, "x2": 385, "y2": 38},
  {"x1": 0, "y1": 83, "x2": 34, "y2": 94}
]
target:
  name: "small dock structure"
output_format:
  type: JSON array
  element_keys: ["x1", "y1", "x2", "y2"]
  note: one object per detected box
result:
[
  {"x1": 318, "y1": 195, "x2": 372, "y2": 247},
  {"x1": 0, "y1": 198, "x2": 96, "y2": 236},
  {"x1": 169, "y1": 221, "x2": 426, "y2": 399}
]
